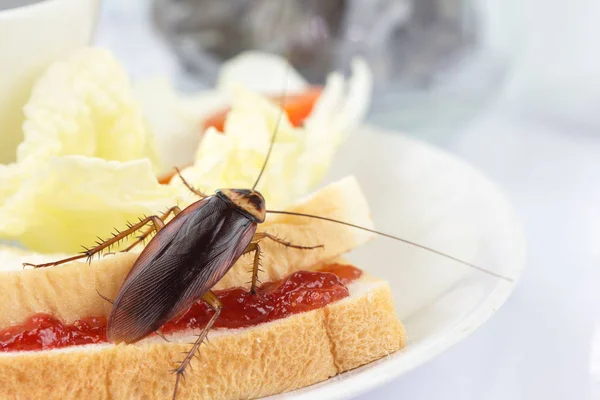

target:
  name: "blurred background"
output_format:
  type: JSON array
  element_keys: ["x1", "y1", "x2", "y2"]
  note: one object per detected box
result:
[
  {"x1": 95, "y1": 0, "x2": 600, "y2": 142},
  {"x1": 96, "y1": 0, "x2": 514, "y2": 138}
]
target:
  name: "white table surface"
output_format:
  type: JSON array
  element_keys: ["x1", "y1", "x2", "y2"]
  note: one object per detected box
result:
[{"x1": 94, "y1": 2, "x2": 599, "y2": 399}]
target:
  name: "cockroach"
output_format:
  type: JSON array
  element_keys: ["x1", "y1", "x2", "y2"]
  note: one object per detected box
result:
[{"x1": 23, "y1": 66, "x2": 513, "y2": 400}]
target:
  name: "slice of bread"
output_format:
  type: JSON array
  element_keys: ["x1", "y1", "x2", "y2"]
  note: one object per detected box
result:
[
  {"x1": 0, "y1": 275, "x2": 406, "y2": 400},
  {"x1": 0, "y1": 176, "x2": 374, "y2": 327}
]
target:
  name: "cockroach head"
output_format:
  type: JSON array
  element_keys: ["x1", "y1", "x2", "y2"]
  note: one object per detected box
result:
[{"x1": 217, "y1": 189, "x2": 266, "y2": 223}]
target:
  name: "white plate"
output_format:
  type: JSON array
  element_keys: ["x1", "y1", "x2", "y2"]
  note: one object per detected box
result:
[{"x1": 267, "y1": 125, "x2": 525, "y2": 399}]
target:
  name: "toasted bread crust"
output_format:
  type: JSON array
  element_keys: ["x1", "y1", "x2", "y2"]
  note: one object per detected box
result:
[
  {"x1": 0, "y1": 177, "x2": 374, "y2": 327},
  {"x1": 0, "y1": 280, "x2": 405, "y2": 400}
]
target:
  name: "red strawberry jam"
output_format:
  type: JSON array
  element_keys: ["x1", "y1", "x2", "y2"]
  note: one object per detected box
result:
[
  {"x1": 0, "y1": 264, "x2": 361, "y2": 352},
  {"x1": 0, "y1": 315, "x2": 107, "y2": 352}
]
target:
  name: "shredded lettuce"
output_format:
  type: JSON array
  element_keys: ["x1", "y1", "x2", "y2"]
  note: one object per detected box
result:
[
  {"x1": 171, "y1": 55, "x2": 373, "y2": 209},
  {"x1": 0, "y1": 48, "x2": 372, "y2": 253},
  {"x1": 0, "y1": 157, "x2": 176, "y2": 253},
  {"x1": 0, "y1": 48, "x2": 174, "y2": 252},
  {"x1": 17, "y1": 47, "x2": 159, "y2": 168}
]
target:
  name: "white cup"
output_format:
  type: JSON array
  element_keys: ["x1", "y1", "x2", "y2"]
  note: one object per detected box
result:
[{"x1": 0, "y1": 0, "x2": 100, "y2": 163}]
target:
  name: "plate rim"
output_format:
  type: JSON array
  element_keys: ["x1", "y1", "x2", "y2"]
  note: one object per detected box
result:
[{"x1": 267, "y1": 124, "x2": 526, "y2": 400}]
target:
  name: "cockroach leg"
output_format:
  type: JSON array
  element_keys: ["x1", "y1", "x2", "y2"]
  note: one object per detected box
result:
[
  {"x1": 22, "y1": 216, "x2": 165, "y2": 269},
  {"x1": 122, "y1": 206, "x2": 182, "y2": 252},
  {"x1": 254, "y1": 232, "x2": 324, "y2": 250},
  {"x1": 241, "y1": 233, "x2": 322, "y2": 294},
  {"x1": 242, "y1": 242, "x2": 262, "y2": 294},
  {"x1": 174, "y1": 167, "x2": 209, "y2": 198},
  {"x1": 171, "y1": 291, "x2": 222, "y2": 400},
  {"x1": 22, "y1": 254, "x2": 88, "y2": 270}
]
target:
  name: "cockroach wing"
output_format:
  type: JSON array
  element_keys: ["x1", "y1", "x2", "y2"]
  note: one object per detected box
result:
[{"x1": 107, "y1": 196, "x2": 257, "y2": 344}]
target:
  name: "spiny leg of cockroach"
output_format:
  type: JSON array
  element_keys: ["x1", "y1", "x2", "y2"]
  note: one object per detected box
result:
[
  {"x1": 171, "y1": 290, "x2": 222, "y2": 400},
  {"x1": 22, "y1": 216, "x2": 165, "y2": 269},
  {"x1": 174, "y1": 167, "x2": 209, "y2": 198},
  {"x1": 243, "y1": 242, "x2": 263, "y2": 294},
  {"x1": 243, "y1": 232, "x2": 324, "y2": 293},
  {"x1": 121, "y1": 206, "x2": 182, "y2": 252}
]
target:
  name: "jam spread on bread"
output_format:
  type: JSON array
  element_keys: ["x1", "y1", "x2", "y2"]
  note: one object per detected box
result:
[
  {"x1": 1, "y1": 265, "x2": 361, "y2": 352},
  {"x1": 0, "y1": 315, "x2": 107, "y2": 351}
]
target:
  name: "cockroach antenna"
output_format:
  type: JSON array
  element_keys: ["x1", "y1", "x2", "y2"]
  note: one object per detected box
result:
[
  {"x1": 266, "y1": 210, "x2": 514, "y2": 282},
  {"x1": 251, "y1": 59, "x2": 291, "y2": 190},
  {"x1": 247, "y1": 28, "x2": 513, "y2": 283},
  {"x1": 245, "y1": 52, "x2": 512, "y2": 282}
]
